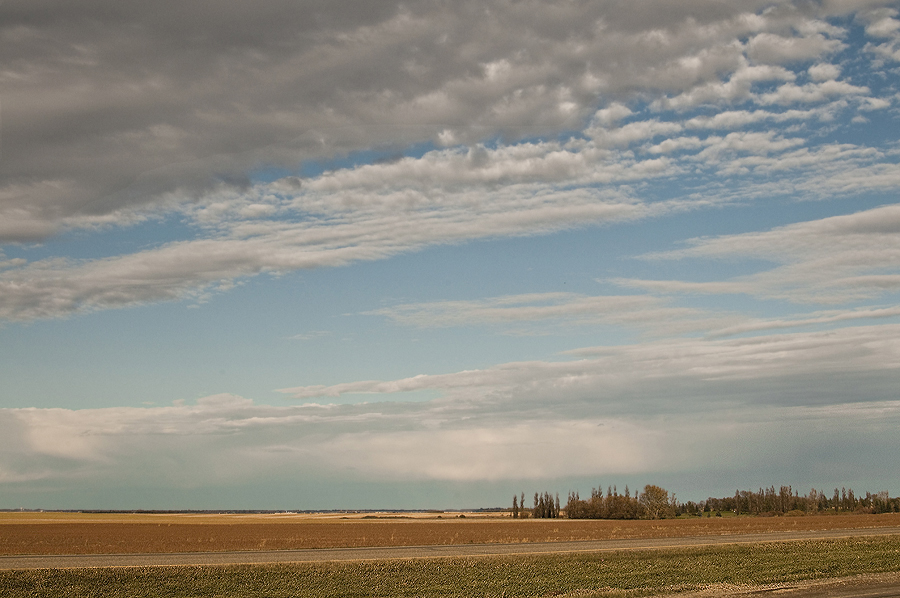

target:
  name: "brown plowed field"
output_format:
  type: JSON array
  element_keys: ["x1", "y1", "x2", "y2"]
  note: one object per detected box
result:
[{"x1": 0, "y1": 512, "x2": 896, "y2": 556}]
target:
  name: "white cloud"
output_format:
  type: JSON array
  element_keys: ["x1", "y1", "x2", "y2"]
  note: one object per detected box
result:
[
  {"x1": 868, "y1": 18, "x2": 900, "y2": 38},
  {"x1": 859, "y1": 96, "x2": 892, "y2": 110},
  {"x1": 859, "y1": 7, "x2": 900, "y2": 61},
  {"x1": 282, "y1": 323, "x2": 900, "y2": 402},
  {"x1": 646, "y1": 136, "x2": 707, "y2": 154},
  {"x1": 612, "y1": 279, "x2": 756, "y2": 297},
  {"x1": 587, "y1": 120, "x2": 684, "y2": 147},
  {"x1": 801, "y1": 161, "x2": 900, "y2": 194},
  {"x1": 319, "y1": 420, "x2": 665, "y2": 481},
  {"x1": 365, "y1": 291, "x2": 734, "y2": 337},
  {"x1": 758, "y1": 80, "x2": 870, "y2": 105},
  {"x1": 694, "y1": 131, "x2": 806, "y2": 160},
  {"x1": 0, "y1": 184, "x2": 649, "y2": 321},
  {"x1": 866, "y1": 40, "x2": 900, "y2": 62},
  {"x1": 656, "y1": 62, "x2": 796, "y2": 109},
  {"x1": 4, "y1": 103, "x2": 899, "y2": 322},
  {"x1": 706, "y1": 305, "x2": 900, "y2": 338},
  {"x1": 3, "y1": 321, "x2": 900, "y2": 489},
  {"x1": 861, "y1": 8, "x2": 900, "y2": 37},
  {"x1": 684, "y1": 106, "x2": 831, "y2": 129},
  {"x1": 808, "y1": 62, "x2": 842, "y2": 81},
  {"x1": 2, "y1": 2, "x2": 899, "y2": 324},
  {"x1": 364, "y1": 289, "x2": 898, "y2": 343},
  {"x1": 661, "y1": 203, "x2": 900, "y2": 259},
  {"x1": 592, "y1": 103, "x2": 633, "y2": 127},
  {"x1": 633, "y1": 203, "x2": 900, "y2": 304},
  {"x1": 747, "y1": 31, "x2": 845, "y2": 64},
  {"x1": 2, "y1": 0, "x2": 893, "y2": 244}
]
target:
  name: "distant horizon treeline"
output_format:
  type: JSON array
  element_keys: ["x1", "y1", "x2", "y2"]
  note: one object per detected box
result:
[
  {"x1": 513, "y1": 484, "x2": 900, "y2": 519},
  {"x1": 700, "y1": 485, "x2": 900, "y2": 517}
]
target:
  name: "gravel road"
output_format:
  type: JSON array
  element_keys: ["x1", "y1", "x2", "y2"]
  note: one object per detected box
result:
[{"x1": 2, "y1": 525, "x2": 899, "y2": 570}]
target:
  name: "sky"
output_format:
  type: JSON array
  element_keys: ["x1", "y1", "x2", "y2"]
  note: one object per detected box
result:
[{"x1": 2, "y1": 0, "x2": 900, "y2": 510}]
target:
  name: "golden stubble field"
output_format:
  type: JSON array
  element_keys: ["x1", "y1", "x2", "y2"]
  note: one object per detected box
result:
[{"x1": 0, "y1": 512, "x2": 897, "y2": 555}]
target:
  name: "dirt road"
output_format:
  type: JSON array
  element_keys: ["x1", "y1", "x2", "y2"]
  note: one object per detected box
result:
[{"x1": 2, "y1": 525, "x2": 899, "y2": 570}]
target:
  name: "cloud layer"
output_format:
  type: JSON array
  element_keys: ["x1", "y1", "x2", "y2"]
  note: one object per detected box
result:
[
  {"x1": 4, "y1": 320, "x2": 899, "y2": 500},
  {"x1": 0, "y1": 1, "x2": 897, "y2": 268},
  {"x1": 3, "y1": 96, "x2": 898, "y2": 320}
]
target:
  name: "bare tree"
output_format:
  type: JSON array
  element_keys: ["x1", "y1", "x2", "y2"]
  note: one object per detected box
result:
[{"x1": 639, "y1": 484, "x2": 671, "y2": 519}]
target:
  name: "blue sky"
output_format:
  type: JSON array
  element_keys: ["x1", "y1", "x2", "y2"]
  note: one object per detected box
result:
[{"x1": 2, "y1": 0, "x2": 900, "y2": 510}]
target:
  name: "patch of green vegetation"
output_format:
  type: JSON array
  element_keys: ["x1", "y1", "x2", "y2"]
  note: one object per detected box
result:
[{"x1": 3, "y1": 536, "x2": 900, "y2": 598}]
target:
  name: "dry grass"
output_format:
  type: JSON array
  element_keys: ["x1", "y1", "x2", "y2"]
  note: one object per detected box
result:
[{"x1": 0, "y1": 512, "x2": 897, "y2": 555}]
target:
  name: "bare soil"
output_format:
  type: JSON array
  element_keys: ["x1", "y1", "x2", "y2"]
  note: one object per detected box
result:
[{"x1": 0, "y1": 512, "x2": 897, "y2": 556}]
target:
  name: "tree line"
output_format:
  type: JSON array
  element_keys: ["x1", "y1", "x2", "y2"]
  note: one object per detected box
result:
[
  {"x1": 513, "y1": 484, "x2": 900, "y2": 519},
  {"x1": 513, "y1": 484, "x2": 675, "y2": 519},
  {"x1": 692, "y1": 485, "x2": 900, "y2": 517},
  {"x1": 512, "y1": 491, "x2": 561, "y2": 519}
]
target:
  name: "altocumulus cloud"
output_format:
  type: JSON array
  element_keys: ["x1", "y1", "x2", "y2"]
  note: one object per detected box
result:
[
  {"x1": 3, "y1": 98, "x2": 897, "y2": 320},
  {"x1": 2, "y1": 0, "x2": 900, "y2": 321}
]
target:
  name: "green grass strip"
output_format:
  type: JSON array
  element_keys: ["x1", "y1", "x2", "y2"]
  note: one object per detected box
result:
[{"x1": 3, "y1": 535, "x2": 899, "y2": 598}]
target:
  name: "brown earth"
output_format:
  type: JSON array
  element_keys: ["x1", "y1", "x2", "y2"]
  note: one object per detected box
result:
[{"x1": 0, "y1": 512, "x2": 897, "y2": 556}]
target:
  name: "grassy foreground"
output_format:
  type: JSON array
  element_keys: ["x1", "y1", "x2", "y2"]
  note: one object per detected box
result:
[{"x1": 3, "y1": 535, "x2": 900, "y2": 598}]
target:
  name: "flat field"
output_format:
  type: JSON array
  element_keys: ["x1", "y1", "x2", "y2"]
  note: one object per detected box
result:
[
  {"x1": 0, "y1": 511, "x2": 897, "y2": 555},
  {"x1": 2, "y1": 535, "x2": 900, "y2": 598}
]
